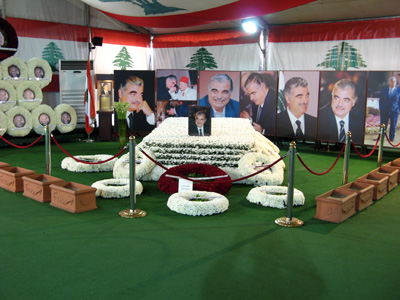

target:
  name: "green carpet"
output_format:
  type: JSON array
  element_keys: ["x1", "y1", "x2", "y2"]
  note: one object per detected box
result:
[{"x1": 0, "y1": 139, "x2": 399, "y2": 300}]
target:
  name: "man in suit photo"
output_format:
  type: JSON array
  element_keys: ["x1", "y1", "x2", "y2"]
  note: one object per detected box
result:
[
  {"x1": 379, "y1": 76, "x2": 400, "y2": 141},
  {"x1": 318, "y1": 78, "x2": 364, "y2": 144},
  {"x1": 118, "y1": 75, "x2": 155, "y2": 132},
  {"x1": 189, "y1": 110, "x2": 211, "y2": 136},
  {"x1": 157, "y1": 74, "x2": 178, "y2": 100},
  {"x1": 242, "y1": 72, "x2": 277, "y2": 136},
  {"x1": 199, "y1": 73, "x2": 239, "y2": 118},
  {"x1": 277, "y1": 77, "x2": 317, "y2": 140}
]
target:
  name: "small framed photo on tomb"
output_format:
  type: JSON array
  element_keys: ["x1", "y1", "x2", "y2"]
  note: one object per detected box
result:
[
  {"x1": 188, "y1": 106, "x2": 211, "y2": 136},
  {"x1": 97, "y1": 78, "x2": 113, "y2": 111}
]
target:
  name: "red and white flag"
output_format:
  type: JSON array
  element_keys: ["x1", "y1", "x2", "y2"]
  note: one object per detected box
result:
[{"x1": 85, "y1": 57, "x2": 96, "y2": 135}]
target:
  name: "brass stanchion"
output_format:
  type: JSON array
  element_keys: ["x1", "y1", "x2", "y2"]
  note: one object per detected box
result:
[
  {"x1": 275, "y1": 141, "x2": 304, "y2": 228},
  {"x1": 342, "y1": 131, "x2": 351, "y2": 185},
  {"x1": 119, "y1": 136, "x2": 147, "y2": 218},
  {"x1": 377, "y1": 124, "x2": 385, "y2": 167},
  {"x1": 45, "y1": 125, "x2": 51, "y2": 175}
]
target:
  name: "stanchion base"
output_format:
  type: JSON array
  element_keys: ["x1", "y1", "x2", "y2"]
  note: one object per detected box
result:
[
  {"x1": 275, "y1": 217, "x2": 304, "y2": 227},
  {"x1": 119, "y1": 209, "x2": 147, "y2": 218}
]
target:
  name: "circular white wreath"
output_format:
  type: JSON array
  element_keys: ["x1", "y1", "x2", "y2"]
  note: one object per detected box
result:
[
  {"x1": 1, "y1": 56, "x2": 28, "y2": 87},
  {"x1": 31, "y1": 104, "x2": 56, "y2": 135},
  {"x1": 238, "y1": 152, "x2": 284, "y2": 186},
  {"x1": 5, "y1": 106, "x2": 32, "y2": 137},
  {"x1": 167, "y1": 190, "x2": 229, "y2": 216},
  {"x1": 91, "y1": 178, "x2": 143, "y2": 198},
  {"x1": 61, "y1": 154, "x2": 118, "y2": 172},
  {"x1": 0, "y1": 110, "x2": 7, "y2": 136},
  {"x1": 113, "y1": 149, "x2": 156, "y2": 180},
  {"x1": 54, "y1": 103, "x2": 77, "y2": 133},
  {"x1": 16, "y1": 81, "x2": 43, "y2": 111},
  {"x1": 26, "y1": 57, "x2": 53, "y2": 88},
  {"x1": 0, "y1": 80, "x2": 16, "y2": 112},
  {"x1": 246, "y1": 185, "x2": 305, "y2": 209}
]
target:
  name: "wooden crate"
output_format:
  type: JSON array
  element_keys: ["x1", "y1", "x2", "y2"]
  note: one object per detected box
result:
[
  {"x1": 315, "y1": 189, "x2": 357, "y2": 223},
  {"x1": 50, "y1": 182, "x2": 97, "y2": 213},
  {"x1": 336, "y1": 181, "x2": 374, "y2": 212}
]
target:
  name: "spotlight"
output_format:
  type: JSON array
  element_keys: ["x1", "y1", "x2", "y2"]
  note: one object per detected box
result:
[{"x1": 242, "y1": 19, "x2": 258, "y2": 34}]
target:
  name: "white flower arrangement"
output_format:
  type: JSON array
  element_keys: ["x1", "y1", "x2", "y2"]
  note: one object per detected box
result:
[
  {"x1": 1, "y1": 56, "x2": 28, "y2": 87},
  {"x1": 0, "y1": 81, "x2": 17, "y2": 112},
  {"x1": 5, "y1": 106, "x2": 32, "y2": 137},
  {"x1": 167, "y1": 190, "x2": 229, "y2": 216},
  {"x1": 26, "y1": 57, "x2": 53, "y2": 88},
  {"x1": 246, "y1": 185, "x2": 305, "y2": 209},
  {"x1": 16, "y1": 81, "x2": 43, "y2": 111},
  {"x1": 113, "y1": 149, "x2": 156, "y2": 180},
  {"x1": 91, "y1": 178, "x2": 143, "y2": 198},
  {"x1": 0, "y1": 110, "x2": 7, "y2": 136},
  {"x1": 136, "y1": 117, "x2": 284, "y2": 184},
  {"x1": 61, "y1": 155, "x2": 118, "y2": 172},
  {"x1": 238, "y1": 152, "x2": 284, "y2": 186},
  {"x1": 54, "y1": 103, "x2": 77, "y2": 133},
  {"x1": 31, "y1": 104, "x2": 56, "y2": 135}
]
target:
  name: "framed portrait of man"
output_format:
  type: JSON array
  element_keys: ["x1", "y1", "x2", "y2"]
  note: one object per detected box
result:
[
  {"x1": 114, "y1": 70, "x2": 156, "y2": 132},
  {"x1": 96, "y1": 78, "x2": 113, "y2": 111},
  {"x1": 239, "y1": 71, "x2": 278, "y2": 136},
  {"x1": 317, "y1": 71, "x2": 367, "y2": 144},
  {"x1": 276, "y1": 71, "x2": 319, "y2": 140},
  {"x1": 198, "y1": 70, "x2": 240, "y2": 119},
  {"x1": 364, "y1": 71, "x2": 400, "y2": 147},
  {"x1": 156, "y1": 69, "x2": 198, "y2": 101},
  {"x1": 188, "y1": 106, "x2": 211, "y2": 136}
]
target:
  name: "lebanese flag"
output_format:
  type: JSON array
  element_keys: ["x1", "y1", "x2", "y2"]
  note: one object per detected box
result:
[{"x1": 85, "y1": 57, "x2": 96, "y2": 135}]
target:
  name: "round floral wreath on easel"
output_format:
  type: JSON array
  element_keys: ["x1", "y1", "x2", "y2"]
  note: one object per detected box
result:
[
  {"x1": 246, "y1": 185, "x2": 305, "y2": 209},
  {"x1": 0, "y1": 110, "x2": 7, "y2": 136},
  {"x1": 54, "y1": 103, "x2": 77, "y2": 133},
  {"x1": 0, "y1": 80, "x2": 16, "y2": 113},
  {"x1": 6, "y1": 106, "x2": 32, "y2": 137},
  {"x1": 91, "y1": 178, "x2": 143, "y2": 198},
  {"x1": 26, "y1": 57, "x2": 53, "y2": 89},
  {"x1": 158, "y1": 163, "x2": 232, "y2": 195},
  {"x1": 31, "y1": 104, "x2": 56, "y2": 135},
  {"x1": 167, "y1": 190, "x2": 229, "y2": 216}
]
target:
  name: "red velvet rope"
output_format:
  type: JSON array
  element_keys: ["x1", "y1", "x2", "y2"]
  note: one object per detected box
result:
[
  {"x1": 351, "y1": 134, "x2": 380, "y2": 158},
  {"x1": 0, "y1": 134, "x2": 43, "y2": 148},
  {"x1": 385, "y1": 133, "x2": 400, "y2": 147},
  {"x1": 139, "y1": 146, "x2": 287, "y2": 184},
  {"x1": 51, "y1": 135, "x2": 126, "y2": 164},
  {"x1": 296, "y1": 143, "x2": 345, "y2": 175}
]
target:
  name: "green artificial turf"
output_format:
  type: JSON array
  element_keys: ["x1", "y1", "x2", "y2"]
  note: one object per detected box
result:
[{"x1": 0, "y1": 139, "x2": 399, "y2": 300}]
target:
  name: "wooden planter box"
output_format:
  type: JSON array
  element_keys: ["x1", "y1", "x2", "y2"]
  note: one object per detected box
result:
[
  {"x1": 369, "y1": 166, "x2": 399, "y2": 191},
  {"x1": 315, "y1": 189, "x2": 357, "y2": 223},
  {"x1": 382, "y1": 162, "x2": 400, "y2": 183},
  {"x1": 356, "y1": 173, "x2": 388, "y2": 200},
  {"x1": 22, "y1": 174, "x2": 65, "y2": 203},
  {"x1": 0, "y1": 162, "x2": 10, "y2": 169},
  {"x1": 0, "y1": 167, "x2": 36, "y2": 192},
  {"x1": 50, "y1": 182, "x2": 97, "y2": 213},
  {"x1": 336, "y1": 181, "x2": 374, "y2": 212}
]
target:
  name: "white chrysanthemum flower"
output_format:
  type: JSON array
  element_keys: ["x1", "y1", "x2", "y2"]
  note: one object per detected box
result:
[{"x1": 247, "y1": 185, "x2": 305, "y2": 209}]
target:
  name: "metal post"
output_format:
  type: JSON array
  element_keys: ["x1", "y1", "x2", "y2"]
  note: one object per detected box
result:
[
  {"x1": 45, "y1": 125, "x2": 51, "y2": 175},
  {"x1": 378, "y1": 124, "x2": 385, "y2": 167},
  {"x1": 275, "y1": 141, "x2": 304, "y2": 227},
  {"x1": 119, "y1": 136, "x2": 146, "y2": 218},
  {"x1": 342, "y1": 132, "x2": 351, "y2": 185}
]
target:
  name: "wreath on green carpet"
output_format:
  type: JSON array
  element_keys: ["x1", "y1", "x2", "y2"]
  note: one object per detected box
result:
[
  {"x1": 167, "y1": 190, "x2": 229, "y2": 216},
  {"x1": 1, "y1": 56, "x2": 28, "y2": 87},
  {"x1": 158, "y1": 163, "x2": 232, "y2": 195}
]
